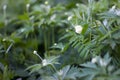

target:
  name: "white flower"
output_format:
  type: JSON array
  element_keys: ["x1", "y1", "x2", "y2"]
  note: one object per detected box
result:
[
  {"x1": 91, "y1": 57, "x2": 97, "y2": 63},
  {"x1": 42, "y1": 59, "x2": 47, "y2": 66},
  {"x1": 74, "y1": 25, "x2": 83, "y2": 34},
  {"x1": 76, "y1": 3, "x2": 79, "y2": 7},
  {"x1": 57, "y1": 70, "x2": 63, "y2": 76},
  {"x1": 33, "y1": 50, "x2": 37, "y2": 55},
  {"x1": 109, "y1": 5, "x2": 116, "y2": 12},
  {"x1": 33, "y1": 50, "x2": 43, "y2": 60},
  {"x1": 45, "y1": 1, "x2": 48, "y2": 5},
  {"x1": 54, "y1": 43, "x2": 57, "y2": 46},
  {"x1": 103, "y1": 19, "x2": 108, "y2": 27},
  {"x1": 26, "y1": 4, "x2": 30, "y2": 11},
  {"x1": 26, "y1": 4, "x2": 30, "y2": 8},
  {"x1": 3, "y1": 5, "x2": 7, "y2": 10},
  {"x1": 67, "y1": 15, "x2": 73, "y2": 21}
]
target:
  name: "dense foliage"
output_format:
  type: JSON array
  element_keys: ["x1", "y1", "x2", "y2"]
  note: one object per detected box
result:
[{"x1": 0, "y1": 0, "x2": 120, "y2": 80}]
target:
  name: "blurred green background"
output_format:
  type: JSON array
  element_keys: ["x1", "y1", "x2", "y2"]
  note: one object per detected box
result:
[{"x1": 0, "y1": 0, "x2": 120, "y2": 80}]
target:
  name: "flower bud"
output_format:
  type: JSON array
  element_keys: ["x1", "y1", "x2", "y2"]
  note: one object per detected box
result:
[{"x1": 33, "y1": 50, "x2": 37, "y2": 54}]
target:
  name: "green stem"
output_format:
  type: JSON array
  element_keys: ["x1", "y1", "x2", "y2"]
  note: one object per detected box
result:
[
  {"x1": 87, "y1": 0, "x2": 93, "y2": 23},
  {"x1": 3, "y1": 5, "x2": 7, "y2": 35},
  {"x1": 52, "y1": 27, "x2": 55, "y2": 44},
  {"x1": 99, "y1": 28, "x2": 119, "y2": 42},
  {"x1": 5, "y1": 42, "x2": 14, "y2": 54},
  {"x1": 44, "y1": 28, "x2": 48, "y2": 52}
]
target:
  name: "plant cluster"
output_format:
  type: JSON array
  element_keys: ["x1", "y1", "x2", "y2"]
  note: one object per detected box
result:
[{"x1": 0, "y1": 0, "x2": 120, "y2": 80}]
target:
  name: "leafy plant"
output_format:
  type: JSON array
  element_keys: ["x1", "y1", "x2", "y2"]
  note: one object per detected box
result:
[
  {"x1": 26, "y1": 51, "x2": 60, "y2": 74},
  {"x1": 0, "y1": 0, "x2": 120, "y2": 80},
  {"x1": 0, "y1": 63, "x2": 14, "y2": 80},
  {"x1": 79, "y1": 53, "x2": 120, "y2": 80}
]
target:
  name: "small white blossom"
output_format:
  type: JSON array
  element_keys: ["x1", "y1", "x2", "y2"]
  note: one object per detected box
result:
[
  {"x1": 3, "y1": 5, "x2": 7, "y2": 10},
  {"x1": 26, "y1": 4, "x2": 30, "y2": 8},
  {"x1": 2, "y1": 38, "x2": 6, "y2": 42},
  {"x1": 33, "y1": 50, "x2": 43, "y2": 61},
  {"x1": 45, "y1": 1, "x2": 48, "y2": 5},
  {"x1": 109, "y1": 5, "x2": 116, "y2": 12},
  {"x1": 91, "y1": 57, "x2": 97, "y2": 63},
  {"x1": 76, "y1": 3, "x2": 79, "y2": 7},
  {"x1": 42, "y1": 59, "x2": 47, "y2": 66},
  {"x1": 54, "y1": 43, "x2": 57, "y2": 46},
  {"x1": 57, "y1": 70, "x2": 63, "y2": 76},
  {"x1": 67, "y1": 15, "x2": 73, "y2": 21},
  {"x1": 74, "y1": 25, "x2": 83, "y2": 34},
  {"x1": 33, "y1": 50, "x2": 37, "y2": 54}
]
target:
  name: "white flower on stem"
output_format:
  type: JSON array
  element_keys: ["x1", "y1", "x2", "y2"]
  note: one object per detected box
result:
[
  {"x1": 26, "y1": 4, "x2": 30, "y2": 12},
  {"x1": 33, "y1": 50, "x2": 37, "y2": 55},
  {"x1": 42, "y1": 59, "x2": 47, "y2": 66},
  {"x1": 74, "y1": 25, "x2": 83, "y2": 34},
  {"x1": 33, "y1": 50, "x2": 43, "y2": 60},
  {"x1": 26, "y1": 4, "x2": 30, "y2": 9},
  {"x1": 3, "y1": 5, "x2": 7, "y2": 11}
]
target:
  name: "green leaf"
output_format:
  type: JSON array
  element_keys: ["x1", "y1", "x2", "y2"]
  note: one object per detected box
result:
[{"x1": 81, "y1": 24, "x2": 89, "y2": 35}]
